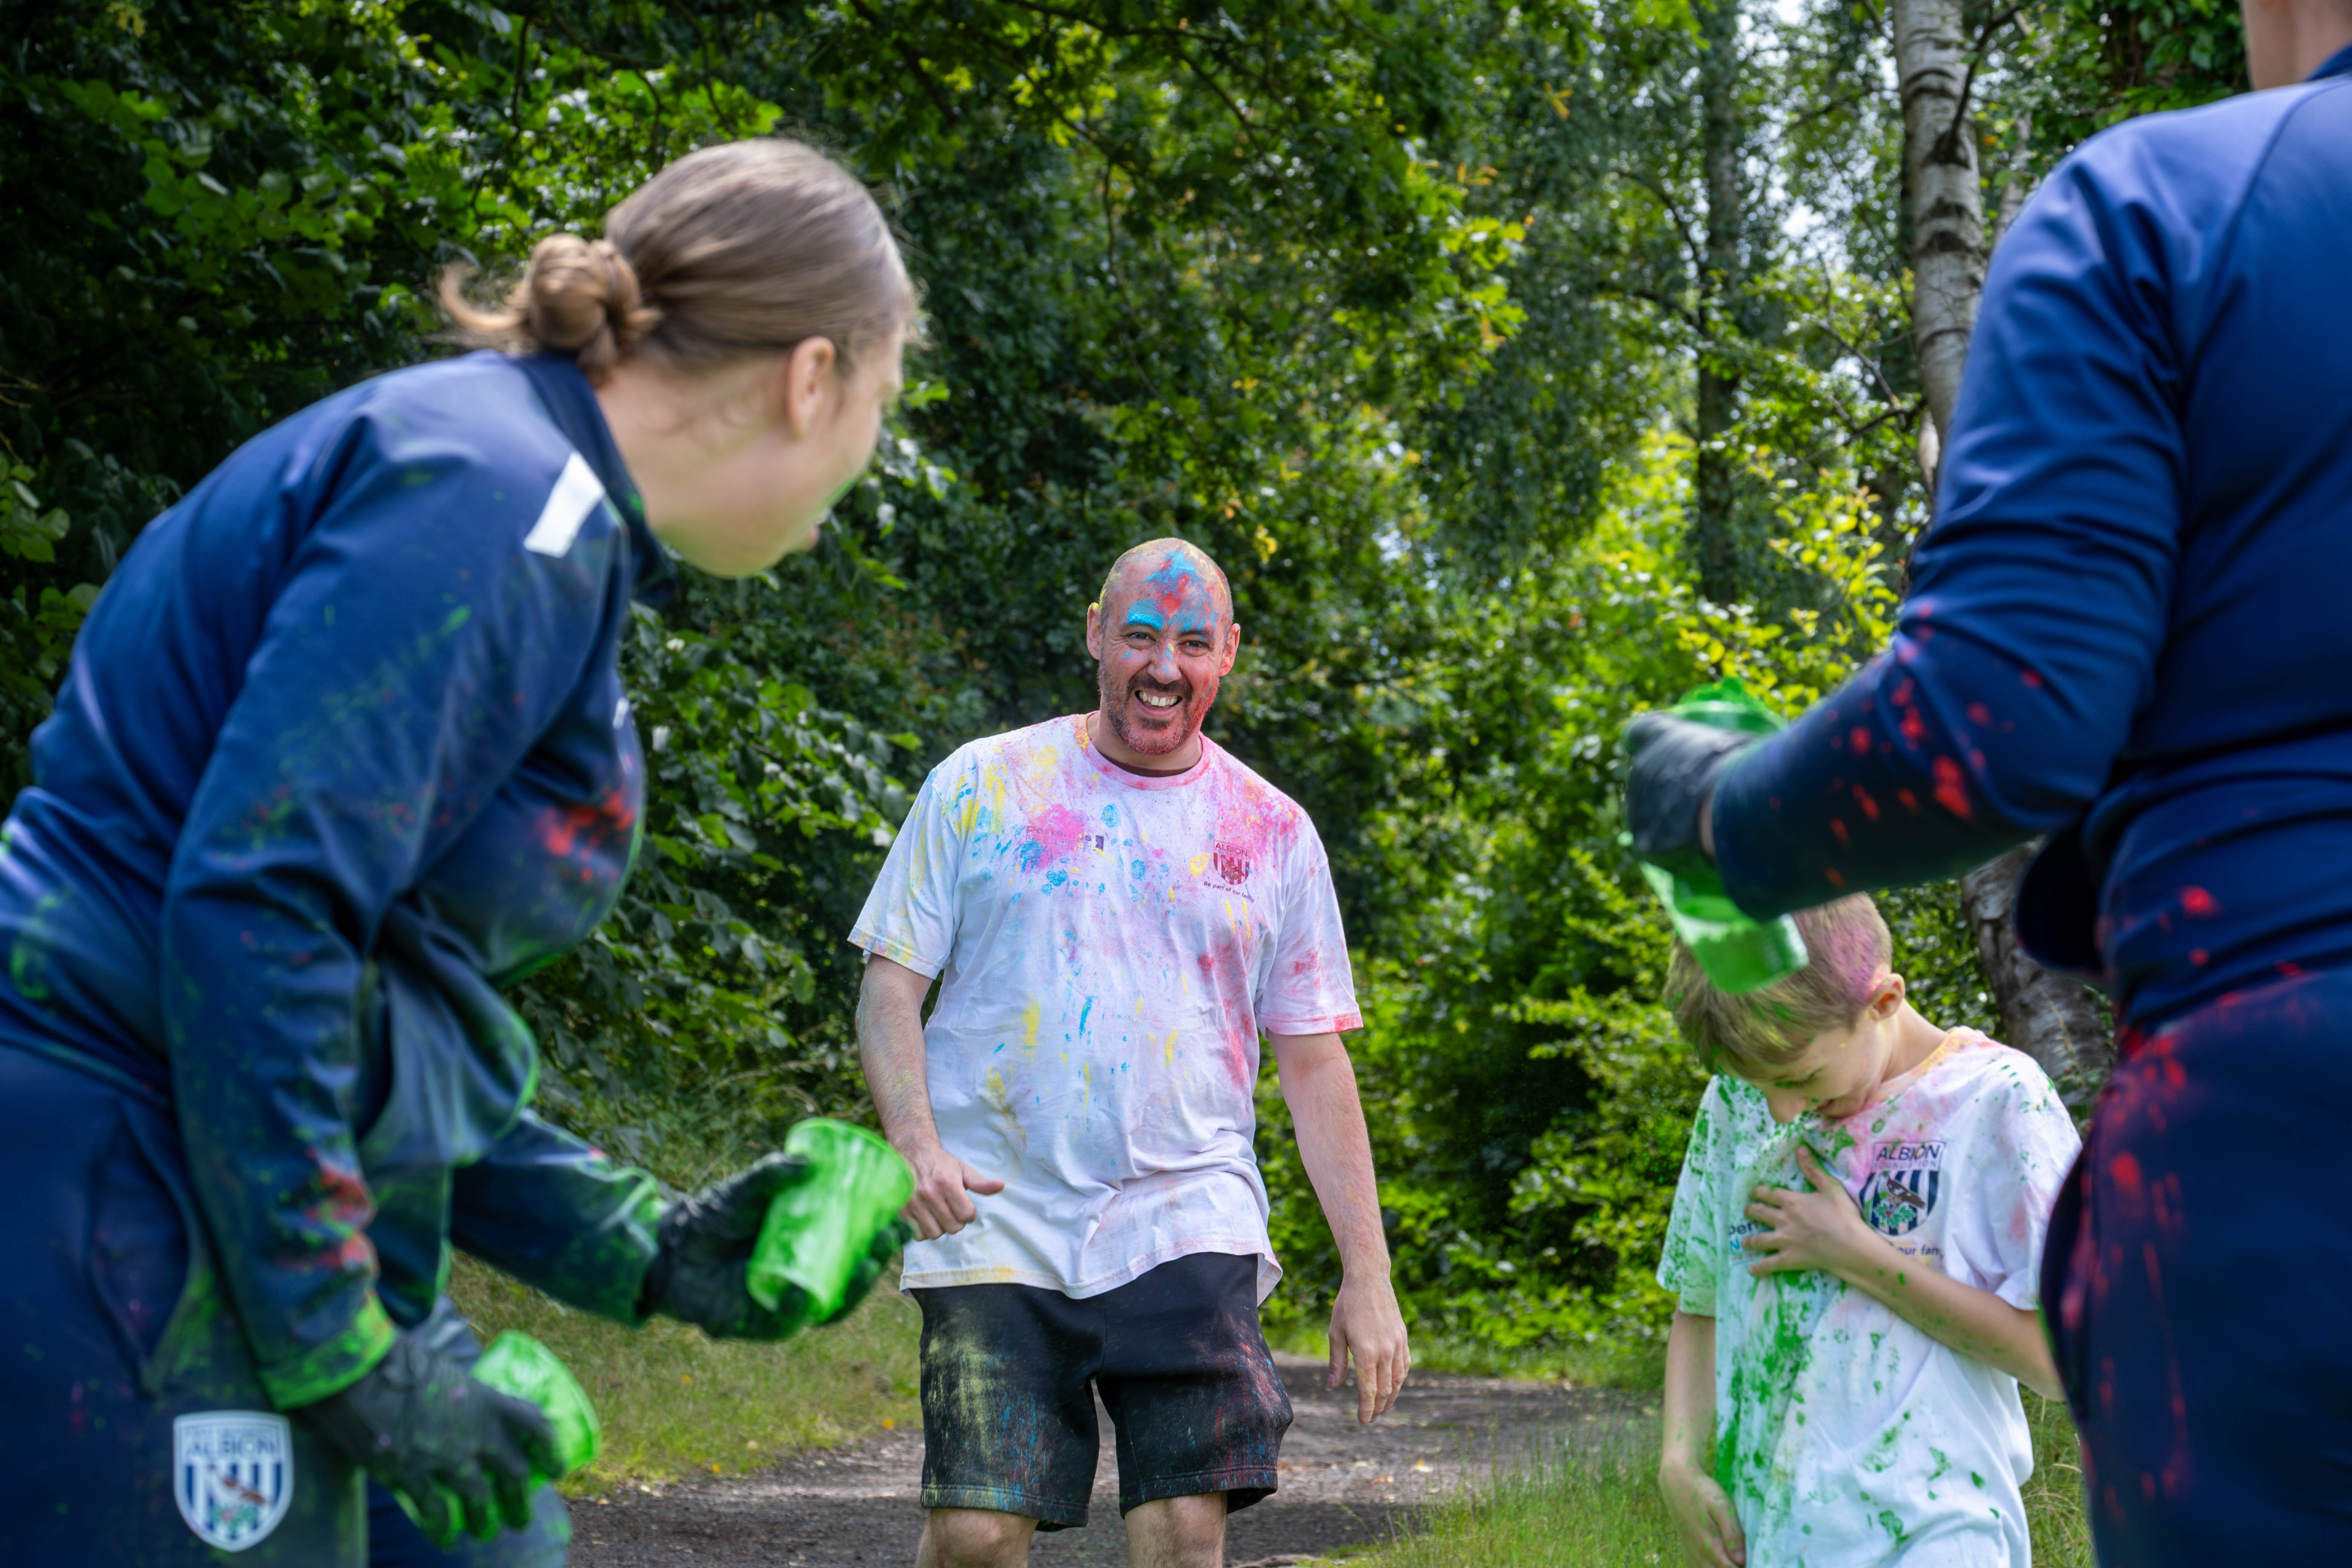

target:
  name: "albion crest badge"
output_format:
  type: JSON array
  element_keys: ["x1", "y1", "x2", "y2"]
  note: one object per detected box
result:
[
  {"x1": 174, "y1": 1412, "x2": 294, "y2": 1551},
  {"x1": 1211, "y1": 842, "x2": 1252, "y2": 888},
  {"x1": 1860, "y1": 1139, "x2": 1945, "y2": 1237}
]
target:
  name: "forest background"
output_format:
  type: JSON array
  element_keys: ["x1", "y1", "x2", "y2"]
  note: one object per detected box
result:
[{"x1": 0, "y1": 0, "x2": 2245, "y2": 1372}]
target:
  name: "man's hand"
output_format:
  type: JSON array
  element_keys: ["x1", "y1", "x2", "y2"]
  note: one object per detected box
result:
[
  {"x1": 858, "y1": 954, "x2": 1003, "y2": 1242},
  {"x1": 299, "y1": 1330, "x2": 558, "y2": 1548},
  {"x1": 898, "y1": 1137, "x2": 1006, "y2": 1241},
  {"x1": 1660, "y1": 1458, "x2": 1748, "y2": 1568},
  {"x1": 1742, "y1": 1145, "x2": 1883, "y2": 1279},
  {"x1": 1328, "y1": 1274, "x2": 1411, "y2": 1424}
]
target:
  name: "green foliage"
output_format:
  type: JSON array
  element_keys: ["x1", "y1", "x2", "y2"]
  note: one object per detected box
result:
[{"x1": 4, "y1": 0, "x2": 2209, "y2": 1362}]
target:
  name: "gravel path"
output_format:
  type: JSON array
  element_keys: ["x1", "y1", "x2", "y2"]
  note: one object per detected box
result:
[{"x1": 568, "y1": 1354, "x2": 1658, "y2": 1567}]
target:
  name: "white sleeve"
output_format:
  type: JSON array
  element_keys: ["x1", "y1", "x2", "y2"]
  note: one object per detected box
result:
[
  {"x1": 1949, "y1": 1058, "x2": 2083, "y2": 1311},
  {"x1": 1255, "y1": 820, "x2": 1362, "y2": 1035},
  {"x1": 1657, "y1": 1080, "x2": 1730, "y2": 1315},
  {"x1": 846, "y1": 758, "x2": 967, "y2": 979}
]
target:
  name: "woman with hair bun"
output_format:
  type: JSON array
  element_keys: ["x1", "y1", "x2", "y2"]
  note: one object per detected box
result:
[{"x1": 0, "y1": 139, "x2": 916, "y2": 1565}]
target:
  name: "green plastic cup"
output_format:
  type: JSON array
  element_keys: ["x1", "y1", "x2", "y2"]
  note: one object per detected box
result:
[
  {"x1": 395, "y1": 1331, "x2": 600, "y2": 1542},
  {"x1": 472, "y1": 1331, "x2": 601, "y2": 1483},
  {"x1": 746, "y1": 1118, "x2": 916, "y2": 1321},
  {"x1": 1631, "y1": 678, "x2": 1811, "y2": 995}
]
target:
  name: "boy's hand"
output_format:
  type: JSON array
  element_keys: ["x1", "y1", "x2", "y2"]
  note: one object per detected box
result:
[
  {"x1": 1659, "y1": 1459, "x2": 1747, "y2": 1568},
  {"x1": 1743, "y1": 1145, "x2": 1885, "y2": 1280}
]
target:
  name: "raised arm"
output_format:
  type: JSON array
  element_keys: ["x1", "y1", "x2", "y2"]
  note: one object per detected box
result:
[
  {"x1": 1703, "y1": 141, "x2": 2194, "y2": 917},
  {"x1": 858, "y1": 952, "x2": 1002, "y2": 1239},
  {"x1": 1271, "y1": 1029, "x2": 1409, "y2": 1423}
]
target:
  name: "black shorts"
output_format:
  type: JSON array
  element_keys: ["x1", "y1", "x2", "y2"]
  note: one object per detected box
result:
[{"x1": 911, "y1": 1251, "x2": 1293, "y2": 1529}]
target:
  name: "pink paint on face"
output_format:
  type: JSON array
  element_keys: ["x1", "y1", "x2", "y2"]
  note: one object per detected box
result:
[{"x1": 1093, "y1": 549, "x2": 1236, "y2": 760}]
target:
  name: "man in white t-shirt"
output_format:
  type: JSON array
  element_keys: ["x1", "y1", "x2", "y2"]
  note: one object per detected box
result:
[
  {"x1": 851, "y1": 539, "x2": 1410, "y2": 1568},
  {"x1": 1654, "y1": 893, "x2": 2081, "y2": 1568}
]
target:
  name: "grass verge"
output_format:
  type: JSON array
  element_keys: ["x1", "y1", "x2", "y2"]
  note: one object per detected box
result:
[
  {"x1": 1335, "y1": 1390, "x2": 2092, "y2": 1567},
  {"x1": 1263, "y1": 1323, "x2": 1666, "y2": 1390},
  {"x1": 446, "y1": 1254, "x2": 922, "y2": 1491}
]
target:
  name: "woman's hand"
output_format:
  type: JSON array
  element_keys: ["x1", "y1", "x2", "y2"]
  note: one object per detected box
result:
[
  {"x1": 1659, "y1": 1458, "x2": 1747, "y2": 1568},
  {"x1": 1742, "y1": 1145, "x2": 1887, "y2": 1280}
]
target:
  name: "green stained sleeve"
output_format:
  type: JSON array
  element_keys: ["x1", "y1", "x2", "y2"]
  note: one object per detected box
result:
[
  {"x1": 449, "y1": 1112, "x2": 665, "y2": 1323},
  {"x1": 1658, "y1": 1084, "x2": 1724, "y2": 1316},
  {"x1": 261, "y1": 1294, "x2": 397, "y2": 1409}
]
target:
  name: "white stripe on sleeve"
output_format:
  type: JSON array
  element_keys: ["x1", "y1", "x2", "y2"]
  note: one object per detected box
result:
[{"x1": 522, "y1": 451, "x2": 608, "y2": 557}]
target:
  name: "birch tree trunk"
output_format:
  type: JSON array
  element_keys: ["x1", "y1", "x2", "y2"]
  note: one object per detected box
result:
[
  {"x1": 1961, "y1": 847, "x2": 2115, "y2": 1108},
  {"x1": 1891, "y1": 0, "x2": 1986, "y2": 455},
  {"x1": 1690, "y1": 0, "x2": 1745, "y2": 605},
  {"x1": 1890, "y1": 1, "x2": 2113, "y2": 1096}
]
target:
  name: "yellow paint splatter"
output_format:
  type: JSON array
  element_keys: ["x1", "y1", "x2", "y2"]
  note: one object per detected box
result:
[
  {"x1": 1163, "y1": 1027, "x2": 1179, "y2": 1068},
  {"x1": 1189, "y1": 852, "x2": 1212, "y2": 878},
  {"x1": 1021, "y1": 998, "x2": 1041, "y2": 1056}
]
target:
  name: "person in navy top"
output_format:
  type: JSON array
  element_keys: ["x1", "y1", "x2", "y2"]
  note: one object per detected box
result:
[
  {"x1": 0, "y1": 139, "x2": 916, "y2": 1565},
  {"x1": 1625, "y1": 5, "x2": 2352, "y2": 1560}
]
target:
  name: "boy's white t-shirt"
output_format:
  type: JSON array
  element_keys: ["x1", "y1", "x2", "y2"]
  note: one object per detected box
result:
[
  {"x1": 1657, "y1": 1030, "x2": 2082, "y2": 1568},
  {"x1": 849, "y1": 714, "x2": 1360, "y2": 1301}
]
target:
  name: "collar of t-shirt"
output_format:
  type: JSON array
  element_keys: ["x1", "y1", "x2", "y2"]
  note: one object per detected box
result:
[
  {"x1": 2317, "y1": 41, "x2": 2352, "y2": 81},
  {"x1": 1078, "y1": 716, "x2": 1225, "y2": 792}
]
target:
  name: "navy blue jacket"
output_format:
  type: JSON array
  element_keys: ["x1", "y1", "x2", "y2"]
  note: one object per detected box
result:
[
  {"x1": 0, "y1": 352, "x2": 667, "y2": 1407},
  {"x1": 1712, "y1": 48, "x2": 2352, "y2": 1028}
]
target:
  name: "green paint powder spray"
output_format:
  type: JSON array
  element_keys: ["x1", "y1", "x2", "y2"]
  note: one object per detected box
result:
[
  {"x1": 747, "y1": 1118, "x2": 916, "y2": 1321},
  {"x1": 1633, "y1": 678, "x2": 1809, "y2": 994}
]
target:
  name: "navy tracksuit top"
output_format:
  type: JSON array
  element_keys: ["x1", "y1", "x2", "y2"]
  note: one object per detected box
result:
[
  {"x1": 0, "y1": 351, "x2": 668, "y2": 1407},
  {"x1": 1713, "y1": 47, "x2": 2352, "y2": 1029}
]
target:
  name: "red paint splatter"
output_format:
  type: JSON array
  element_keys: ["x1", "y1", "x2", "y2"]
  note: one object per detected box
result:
[
  {"x1": 1965, "y1": 702, "x2": 1991, "y2": 725},
  {"x1": 1824, "y1": 866, "x2": 1847, "y2": 889},
  {"x1": 1848, "y1": 726, "x2": 1872, "y2": 755},
  {"x1": 1931, "y1": 756, "x2": 1972, "y2": 819},
  {"x1": 1853, "y1": 787, "x2": 1880, "y2": 822},
  {"x1": 2107, "y1": 1152, "x2": 2145, "y2": 1202},
  {"x1": 1899, "y1": 707, "x2": 1926, "y2": 742},
  {"x1": 2189, "y1": 948, "x2": 2208, "y2": 966},
  {"x1": 1896, "y1": 788, "x2": 1919, "y2": 813},
  {"x1": 2180, "y1": 886, "x2": 2216, "y2": 916},
  {"x1": 1830, "y1": 817, "x2": 1850, "y2": 847},
  {"x1": 2021, "y1": 669, "x2": 2044, "y2": 689}
]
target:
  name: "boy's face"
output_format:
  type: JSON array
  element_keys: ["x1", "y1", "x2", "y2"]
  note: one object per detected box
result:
[{"x1": 1728, "y1": 975, "x2": 1907, "y2": 1124}]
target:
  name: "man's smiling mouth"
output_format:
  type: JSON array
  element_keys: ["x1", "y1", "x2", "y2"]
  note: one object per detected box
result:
[{"x1": 1136, "y1": 689, "x2": 1182, "y2": 709}]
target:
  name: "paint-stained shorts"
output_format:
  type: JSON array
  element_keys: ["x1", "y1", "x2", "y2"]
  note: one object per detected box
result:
[{"x1": 911, "y1": 1250, "x2": 1293, "y2": 1528}]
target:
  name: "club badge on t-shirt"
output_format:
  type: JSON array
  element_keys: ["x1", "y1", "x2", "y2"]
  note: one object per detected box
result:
[{"x1": 1860, "y1": 1138, "x2": 1945, "y2": 1237}]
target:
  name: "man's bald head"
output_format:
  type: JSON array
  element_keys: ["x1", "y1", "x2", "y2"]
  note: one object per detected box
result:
[
  {"x1": 1093, "y1": 537, "x2": 1234, "y2": 627},
  {"x1": 1084, "y1": 537, "x2": 1242, "y2": 770}
]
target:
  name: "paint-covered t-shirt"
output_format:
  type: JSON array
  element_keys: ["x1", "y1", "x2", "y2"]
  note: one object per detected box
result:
[
  {"x1": 850, "y1": 714, "x2": 1361, "y2": 1300},
  {"x1": 1656, "y1": 1031, "x2": 2081, "y2": 1567}
]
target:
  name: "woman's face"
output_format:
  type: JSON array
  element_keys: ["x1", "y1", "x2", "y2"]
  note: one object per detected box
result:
[{"x1": 619, "y1": 330, "x2": 906, "y2": 577}]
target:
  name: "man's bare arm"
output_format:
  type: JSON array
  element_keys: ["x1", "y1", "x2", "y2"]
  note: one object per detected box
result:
[
  {"x1": 857, "y1": 953, "x2": 1003, "y2": 1240},
  {"x1": 1269, "y1": 1030, "x2": 1410, "y2": 1423}
]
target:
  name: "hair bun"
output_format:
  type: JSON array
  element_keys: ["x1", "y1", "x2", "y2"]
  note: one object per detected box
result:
[{"x1": 519, "y1": 235, "x2": 662, "y2": 378}]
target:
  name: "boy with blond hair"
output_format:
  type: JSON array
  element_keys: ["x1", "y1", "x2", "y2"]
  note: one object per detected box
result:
[{"x1": 1654, "y1": 895, "x2": 2079, "y2": 1568}]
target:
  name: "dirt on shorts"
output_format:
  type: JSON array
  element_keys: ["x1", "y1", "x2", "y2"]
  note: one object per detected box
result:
[{"x1": 567, "y1": 1354, "x2": 1658, "y2": 1567}]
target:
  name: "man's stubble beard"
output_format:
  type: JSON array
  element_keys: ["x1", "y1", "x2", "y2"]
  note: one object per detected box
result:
[{"x1": 1100, "y1": 668, "x2": 1216, "y2": 758}]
